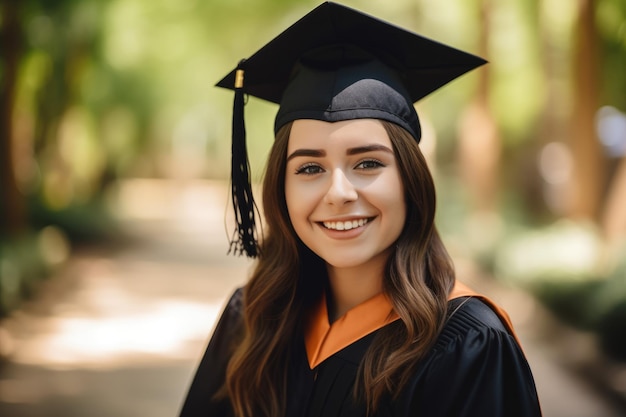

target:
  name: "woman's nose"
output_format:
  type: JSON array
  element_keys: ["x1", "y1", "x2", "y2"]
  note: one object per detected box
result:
[{"x1": 323, "y1": 169, "x2": 358, "y2": 205}]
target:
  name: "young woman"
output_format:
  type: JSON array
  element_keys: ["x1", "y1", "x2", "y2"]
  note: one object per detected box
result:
[{"x1": 180, "y1": 3, "x2": 542, "y2": 417}]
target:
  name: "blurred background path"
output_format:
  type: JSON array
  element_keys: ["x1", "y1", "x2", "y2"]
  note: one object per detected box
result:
[{"x1": 0, "y1": 179, "x2": 624, "y2": 417}]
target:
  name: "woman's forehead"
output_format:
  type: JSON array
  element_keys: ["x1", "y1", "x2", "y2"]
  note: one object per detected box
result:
[{"x1": 287, "y1": 119, "x2": 391, "y2": 151}]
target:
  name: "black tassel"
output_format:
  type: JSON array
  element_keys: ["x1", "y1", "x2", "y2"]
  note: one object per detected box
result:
[{"x1": 229, "y1": 59, "x2": 259, "y2": 257}]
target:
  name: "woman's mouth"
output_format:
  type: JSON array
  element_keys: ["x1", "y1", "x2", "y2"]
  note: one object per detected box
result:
[{"x1": 321, "y1": 217, "x2": 373, "y2": 231}]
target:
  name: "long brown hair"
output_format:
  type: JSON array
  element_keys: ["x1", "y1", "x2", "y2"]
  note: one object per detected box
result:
[{"x1": 226, "y1": 120, "x2": 455, "y2": 416}]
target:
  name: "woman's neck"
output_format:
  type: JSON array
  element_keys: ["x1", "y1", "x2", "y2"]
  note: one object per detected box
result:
[{"x1": 326, "y1": 261, "x2": 385, "y2": 322}]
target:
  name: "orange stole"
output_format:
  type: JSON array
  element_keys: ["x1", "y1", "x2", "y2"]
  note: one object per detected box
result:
[{"x1": 305, "y1": 281, "x2": 521, "y2": 369}]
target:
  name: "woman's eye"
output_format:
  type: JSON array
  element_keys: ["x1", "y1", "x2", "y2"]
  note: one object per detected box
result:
[
  {"x1": 355, "y1": 159, "x2": 384, "y2": 170},
  {"x1": 295, "y1": 164, "x2": 324, "y2": 175}
]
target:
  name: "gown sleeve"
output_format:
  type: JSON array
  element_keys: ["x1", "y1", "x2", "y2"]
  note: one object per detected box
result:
[
  {"x1": 406, "y1": 297, "x2": 542, "y2": 417},
  {"x1": 178, "y1": 288, "x2": 243, "y2": 417}
]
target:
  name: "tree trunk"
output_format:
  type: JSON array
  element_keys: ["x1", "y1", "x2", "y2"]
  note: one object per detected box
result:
[
  {"x1": 457, "y1": 0, "x2": 500, "y2": 213},
  {"x1": 601, "y1": 156, "x2": 626, "y2": 257},
  {"x1": 0, "y1": 1, "x2": 26, "y2": 239},
  {"x1": 567, "y1": 0, "x2": 606, "y2": 220}
]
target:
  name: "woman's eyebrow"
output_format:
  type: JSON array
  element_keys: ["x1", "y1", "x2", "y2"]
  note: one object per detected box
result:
[
  {"x1": 347, "y1": 144, "x2": 394, "y2": 155},
  {"x1": 286, "y1": 148, "x2": 326, "y2": 162}
]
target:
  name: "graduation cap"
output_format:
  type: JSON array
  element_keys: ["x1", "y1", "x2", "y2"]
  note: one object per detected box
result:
[{"x1": 218, "y1": 1, "x2": 486, "y2": 258}]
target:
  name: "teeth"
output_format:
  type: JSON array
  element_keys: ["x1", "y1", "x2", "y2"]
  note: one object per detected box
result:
[{"x1": 323, "y1": 218, "x2": 369, "y2": 231}]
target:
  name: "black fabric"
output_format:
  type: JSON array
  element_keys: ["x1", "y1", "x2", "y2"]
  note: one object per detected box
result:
[
  {"x1": 273, "y1": 45, "x2": 422, "y2": 141},
  {"x1": 178, "y1": 289, "x2": 243, "y2": 417},
  {"x1": 178, "y1": 292, "x2": 542, "y2": 417},
  {"x1": 216, "y1": 1, "x2": 486, "y2": 142}
]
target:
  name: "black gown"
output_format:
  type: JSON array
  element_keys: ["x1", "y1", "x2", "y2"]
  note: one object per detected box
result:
[{"x1": 179, "y1": 288, "x2": 542, "y2": 417}]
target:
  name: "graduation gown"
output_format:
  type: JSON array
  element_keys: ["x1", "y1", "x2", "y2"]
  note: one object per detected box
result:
[{"x1": 179, "y1": 284, "x2": 542, "y2": 417}]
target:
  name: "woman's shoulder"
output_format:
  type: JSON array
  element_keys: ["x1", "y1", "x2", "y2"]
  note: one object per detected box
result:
[
  {"x1": 177, "y1": 288, "x2": 245, "y2": 417},
  {"x1": 226, "y1": 287, "x2": 244, "y2": 312},
  {"x1": 428, "y1": 296, "x2": 523, "y2": 357},
  {"x1": 447, "y1": 296, "x2": 510, "y2": 333},
  {"x1": 212, "y1": 288, "x2": 245, "y2": 337},
  {"x1": 395, "y1": 297, "x2": 542, "y2": 416}
]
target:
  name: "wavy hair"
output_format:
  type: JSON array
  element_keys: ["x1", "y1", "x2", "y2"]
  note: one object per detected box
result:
[{"x1": 225, "y1": 120, "x2": 455, "y2": 416}]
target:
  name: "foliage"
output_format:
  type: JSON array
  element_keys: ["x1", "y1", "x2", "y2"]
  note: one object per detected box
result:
[
  {"x1": 597, "y1": 0, "x2": 626, "y2": 110},
  {"x1": 488, "y1": 217, "x2": 626, "y2": 361},
  {"x1": 597, "y1": 299, "x2": 626, "y2": 361},
  {"x1": 493, "y1": 220, "x2": 602, "y2": 285},
  {"x1": 532, "y1": 279, "x2": 603, "y2": 330},
  {"x1": 0, "y1": 228, "x2": 67, "y2": 316},
  {"x1": 28, "y1": 195, "x2": 119, "y2": 244}
]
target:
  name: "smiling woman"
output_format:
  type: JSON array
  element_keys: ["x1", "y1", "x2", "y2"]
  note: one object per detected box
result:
[
  {"x1": 179, "y1": 3, "x2": 542, "y2": 417},
  {"x1": 285, "y1": 119, "x2": 407, "y2": 320},
  {"x1": 286, "y1": 119, "x2": 405, "y2": 277}
]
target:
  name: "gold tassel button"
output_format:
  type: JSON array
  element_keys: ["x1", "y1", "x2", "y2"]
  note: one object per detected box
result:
[{"x1": 235, "y1": 69, "x2": 245, "y2": 89}]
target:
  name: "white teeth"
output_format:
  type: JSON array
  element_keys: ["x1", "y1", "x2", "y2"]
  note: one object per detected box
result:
[{"x1": 323, "y1": 218, "x2": 369, "y2": 231}]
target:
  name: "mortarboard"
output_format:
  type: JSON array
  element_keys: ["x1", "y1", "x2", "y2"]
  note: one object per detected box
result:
[{"x1": 217, "y1": 1, "x2": 486, "y2": 258}]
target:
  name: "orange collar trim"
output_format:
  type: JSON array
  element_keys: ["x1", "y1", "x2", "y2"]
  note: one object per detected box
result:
[
  {"x1": 304, "y1": 281, "x2": 520, "y2": 369},
  {"x1": 305, "y1": 292, "x2": 399, "y2": 369}
]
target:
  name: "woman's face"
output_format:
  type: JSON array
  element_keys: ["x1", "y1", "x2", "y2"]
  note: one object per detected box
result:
[{"x1": 284, "y1": 119, "x2": 406, "y2": 270}]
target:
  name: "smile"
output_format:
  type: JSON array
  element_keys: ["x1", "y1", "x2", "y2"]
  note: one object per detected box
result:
[{"x1": 322, "y1": 218, "x2": 372, "y2": 231}]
